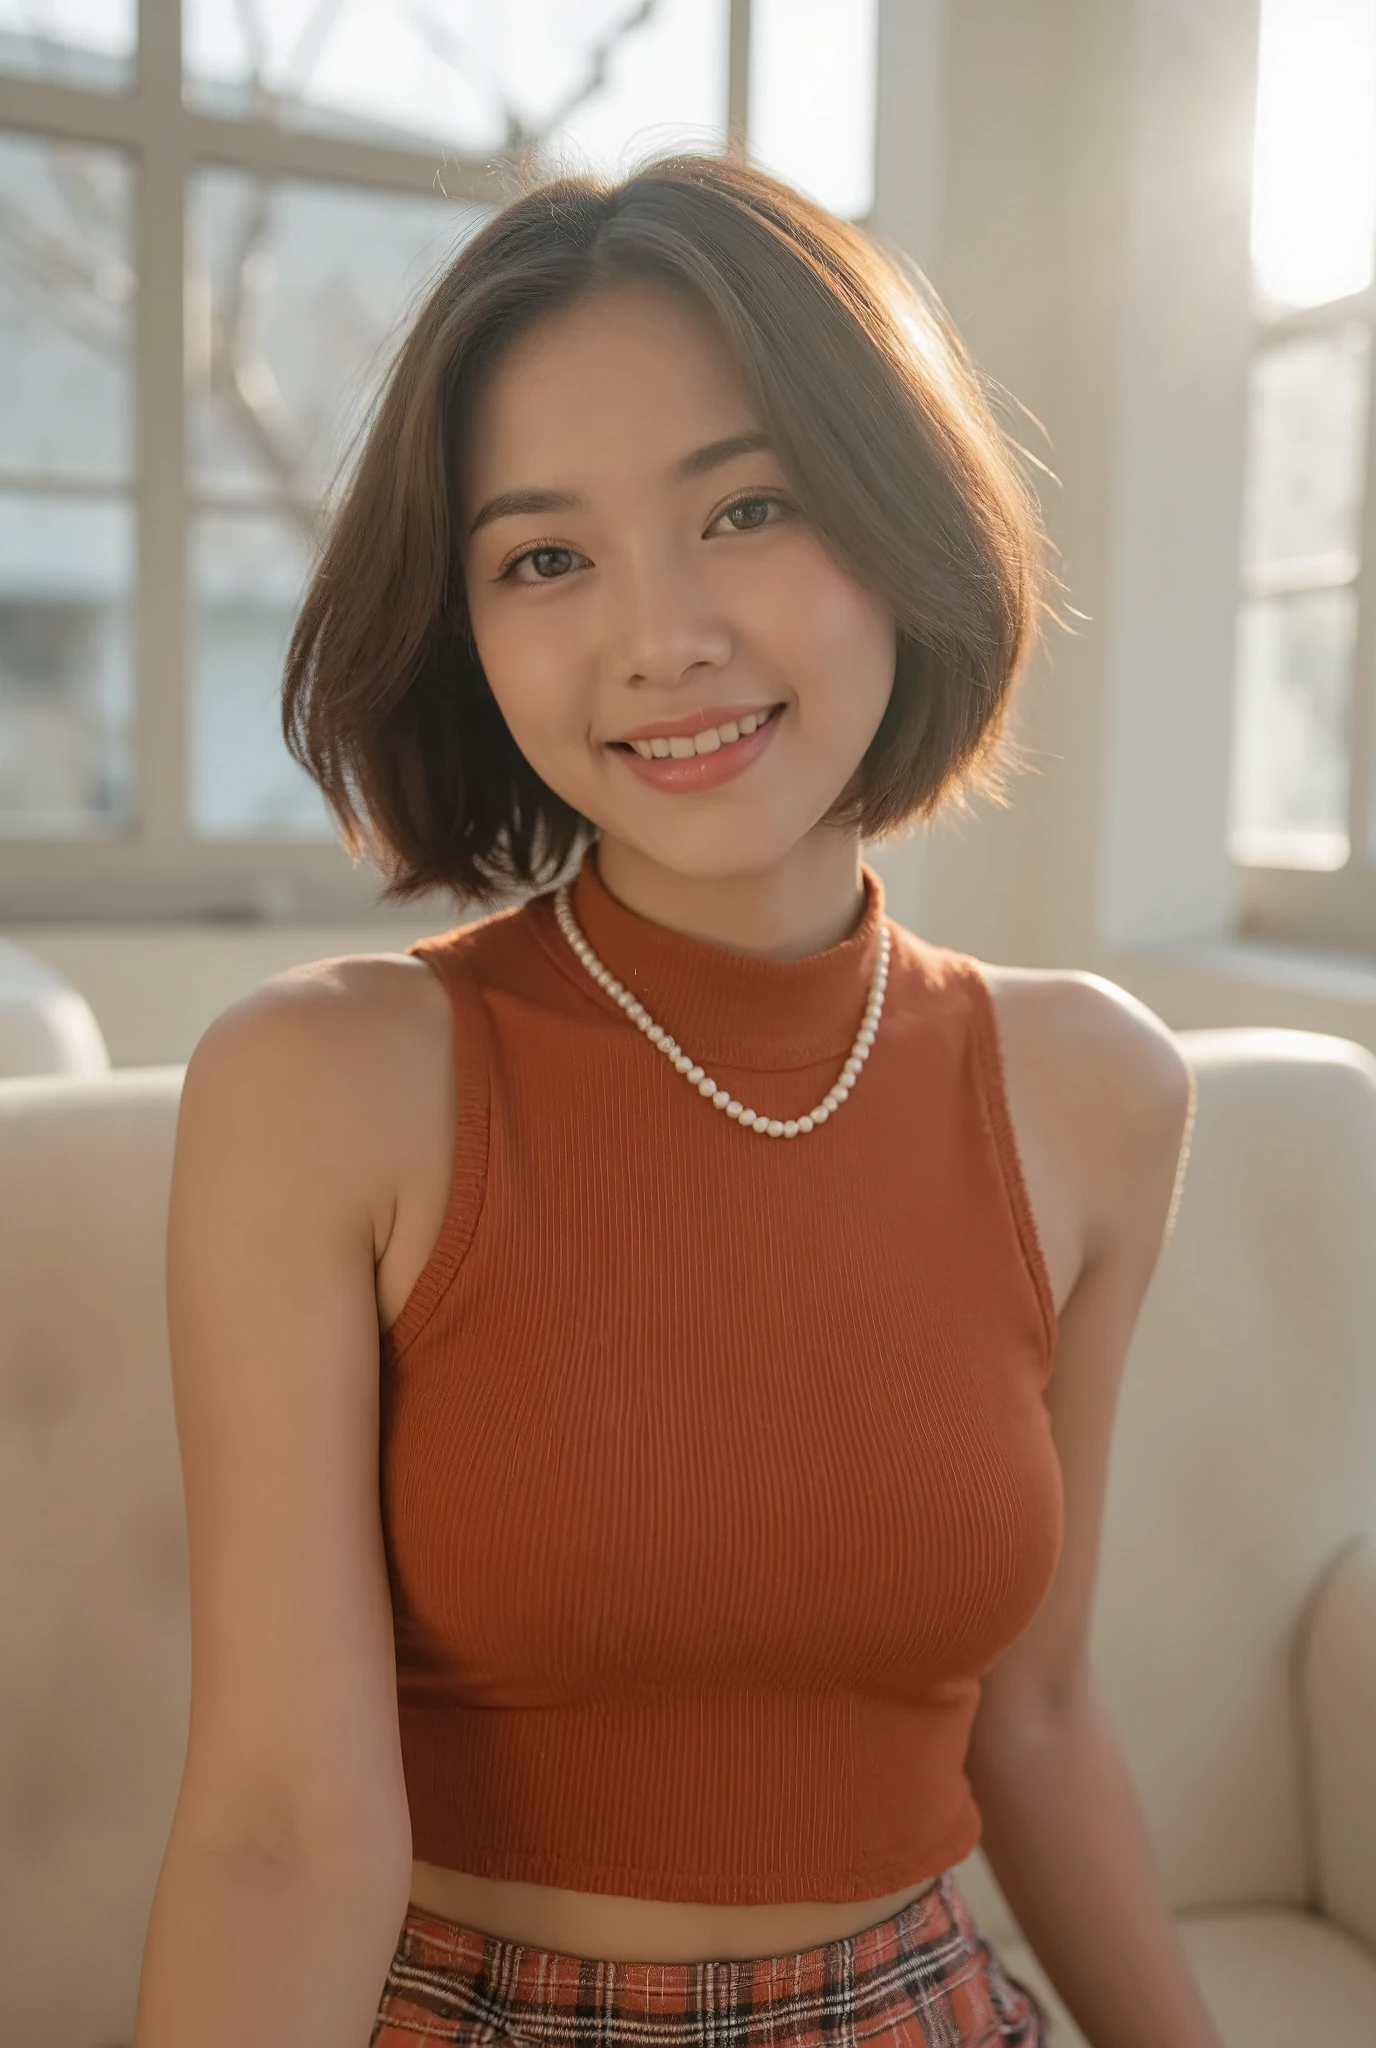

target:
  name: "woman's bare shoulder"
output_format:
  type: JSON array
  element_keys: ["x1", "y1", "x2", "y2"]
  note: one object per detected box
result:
[
  {"x1": 971, "y1": 964, "x2": 1191, "y2": 1314},
  {"x1": 976, "y1": 961, "x2": 1181, "y2": 1065},
  {"x1": 198, "y1": 946, "x2": 453, "y2": 1078},
  {"x1": 982, "y1": 964, "x2": 1188, "y2": 1118},
  {"x1": 188, "y1": 949, "x2": 455, "y2": 1267}
]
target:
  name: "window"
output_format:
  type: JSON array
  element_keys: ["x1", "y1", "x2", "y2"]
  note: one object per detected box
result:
[
  {"x1": 0, "y1": 129, "x2": 134, "y2": 835},
  {"x1": 0, "y1": 0, "x2": 880, "y2": 920},
  {"x1": 1233, "y1": 0, "x2": 1376, "y2": 951},
  {"x1": 184, "y1": 169, "x2": 486, "y2": 840}
]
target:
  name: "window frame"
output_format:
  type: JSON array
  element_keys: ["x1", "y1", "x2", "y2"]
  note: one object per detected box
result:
[
  {"x1": 1233, "y1": 279, "x2": 1376, "y2": 953},
  {"x1": 0, "y1": 0, "x2": 780, "y2": 922}
]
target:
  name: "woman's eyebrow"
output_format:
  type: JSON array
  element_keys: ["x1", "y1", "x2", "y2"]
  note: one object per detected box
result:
[
  {"x1": 467, "y1": 486, "x2": 578, "y2": 537},
  {"x1": 675, "y1": 427, "x2": 774, "y2": 478},
  {"x1": 466, "y1": 429, "x2": 775, "y2": 538}
]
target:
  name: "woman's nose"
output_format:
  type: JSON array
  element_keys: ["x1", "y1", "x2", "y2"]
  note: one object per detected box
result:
[{"x1": 600, "y1": 547, "x2": 734, "y2": 687}]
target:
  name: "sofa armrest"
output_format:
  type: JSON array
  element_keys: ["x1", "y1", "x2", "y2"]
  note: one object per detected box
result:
[
  {"x1": 1299, "y1": 1536, "x2": 1376, "y2": 1954},
  {"x1": 0, "y1": 939, "x2": 109, "y2": 1076}
]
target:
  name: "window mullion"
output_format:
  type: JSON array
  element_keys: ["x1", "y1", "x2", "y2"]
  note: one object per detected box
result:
[
  {"x1": 869, "y1": 0, "x2": 947, "y2": 282},
  {"x1": 1348, "y1": 319, "x2": 1376, "y2": 869},
  {"x1": 727, "y1": 0, "x2": 751, "y2": 151},
  {"x1": 133, "y1": 0, "x2": 188, "y2": 846},
  {"x1": 181, "y1": 110, "x2": 506, "y2": 201}
]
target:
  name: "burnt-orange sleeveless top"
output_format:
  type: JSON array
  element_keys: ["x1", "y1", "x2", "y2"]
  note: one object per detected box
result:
[{"x1": 379, "y1": 841, "x2": 1062, "y2": 1905}]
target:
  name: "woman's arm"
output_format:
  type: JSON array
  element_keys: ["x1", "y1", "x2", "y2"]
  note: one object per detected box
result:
[
  {"x1": 133, "y1": 969, "x2": 416, "y2": 2048},
  {"x1": 967, "y1": 976, "x2": 1219, "y2": 2048},
  {"x1": 135, "y1": 1839, "x2": 410, "y2": 2048}
]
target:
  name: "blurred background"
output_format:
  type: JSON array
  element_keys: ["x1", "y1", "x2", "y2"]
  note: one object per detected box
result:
[{"x1": 1, "y1": 0, "x2": 1374, "y2": 1065}]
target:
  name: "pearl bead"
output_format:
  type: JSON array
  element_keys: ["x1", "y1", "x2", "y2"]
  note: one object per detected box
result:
[{"x1": 552, "y1": 886, "x2": 889, "y2": 1139}]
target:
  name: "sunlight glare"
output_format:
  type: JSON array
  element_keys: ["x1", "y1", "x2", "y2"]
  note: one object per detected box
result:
[{"x1": 1250, "y1": 0, "x2": 1376, "y2": 311}]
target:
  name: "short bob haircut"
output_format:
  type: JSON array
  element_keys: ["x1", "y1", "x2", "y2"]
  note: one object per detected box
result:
[{"x1": 283, "y1": 151, "x2": 1056, "y2": 912}]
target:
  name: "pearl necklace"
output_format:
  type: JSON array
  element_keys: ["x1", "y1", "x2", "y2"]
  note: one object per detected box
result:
[{"x1": 551, "y1": 883, "x2": 891, "y2": 1136}]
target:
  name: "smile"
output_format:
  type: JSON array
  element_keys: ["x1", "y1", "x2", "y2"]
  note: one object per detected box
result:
[
  {"x1": 609, "y1": 703, "x2": 786, "y2": 792},
  {"x1": 615, "y1": 704, "x2": 783, "y2": 760}
]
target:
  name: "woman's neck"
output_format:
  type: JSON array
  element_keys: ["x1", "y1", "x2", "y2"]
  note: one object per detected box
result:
[{"x1": 589, "y1": 832, "x2": 869, "y2": 961}]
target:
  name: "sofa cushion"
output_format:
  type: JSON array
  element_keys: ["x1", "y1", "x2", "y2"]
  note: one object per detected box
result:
[
  {"x1": 0, "y1": 1068, "x2": 186, "y2": 2048},
  {"x1": 997, "y1": 1908, "x2": 1376, "y2": 2047},
  {"x1": 1302, "y1": 1536, "x2": 1376, "y2": 1952}
]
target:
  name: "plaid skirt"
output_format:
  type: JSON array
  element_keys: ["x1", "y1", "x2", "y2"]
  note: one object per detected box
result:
[{"x1": 370, "y1": 1869, "x2": 1051, "y2": 2047}]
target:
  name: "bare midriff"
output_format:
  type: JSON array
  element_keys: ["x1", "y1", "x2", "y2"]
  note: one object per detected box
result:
[{"x1": 407, "y1": 1859, "x2": 941, "y2": 1962}]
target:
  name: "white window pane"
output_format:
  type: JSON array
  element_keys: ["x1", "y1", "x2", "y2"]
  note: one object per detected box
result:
[
  {"x1": 187, "y1": 171, "x2": 486, "y2": 504},
  {"x1": 543, "y1": 0, "x2": 728, "y2": 179},
  {"x1": 0, "y1": 493, "x2": 133, "y2": 833},
  {"x1": 0, "y1": 132, "x2": 133, "y2": 484},
  {"x1": 748, "y1": 0, "x2": 878, "y2": 220},
  {"x1": 1250, "y1": 0, "x2": 1376, "y2": 313},
  {"x1": 1229, "y1": 587, "x2": 1355, "y2": 867},
  {"x1": 1239, "y1": 326, "x2": 1369, "y2": 584},
  {"x1": 191, "y1": 512, "x2": 327, "y2": 838},
  {"x1": 0, "y1": 132, "x2": 133, "y2": 840},
  {"x1": 183, "y1": 0, "x2": 728, "y2": 175},
  {"x1": 0, "y1": 0, "x2": 134, "y2": 90}
]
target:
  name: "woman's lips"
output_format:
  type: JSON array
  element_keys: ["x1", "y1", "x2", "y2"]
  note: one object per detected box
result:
[{"x1": 608, "y1": 705, "x2": 784, "y2": 792}]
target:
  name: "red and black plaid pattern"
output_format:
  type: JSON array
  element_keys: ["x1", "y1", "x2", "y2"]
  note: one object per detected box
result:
[{"x1": 371, "y1": 1870, "x2": 1051, "y2": 2047}]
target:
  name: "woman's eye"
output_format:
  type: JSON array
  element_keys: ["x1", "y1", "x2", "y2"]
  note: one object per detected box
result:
[
  {"x1": 507, "y1": 545, "x2": 579, "y2": 582},
  {"x1": 717, "y1": 495, "x2": 787, "y2": 534}
]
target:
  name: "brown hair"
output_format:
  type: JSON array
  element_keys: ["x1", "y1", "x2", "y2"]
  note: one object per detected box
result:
[{"x1": 283, "y1": 151, "x2": 1058, "y2": 911}]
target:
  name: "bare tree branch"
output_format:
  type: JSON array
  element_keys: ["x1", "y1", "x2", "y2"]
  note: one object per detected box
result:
[
  {"x1": 204, "y1": 175, "x2": 319, "y2": 541},
  {"x1": 5, "y1": 0, "x2": 668, "y2": 540},
  {"x1": 400, "y1": 0, "x2": 662, "y2": 152},
  {"x1": 10, "y1": 0, "x2": 81, "y2": 75},
  {"x1": 279, "y1": 0, "x2": 353, "y2": 102},
  {"x1": 228, "y1": 0, "x2": 353, "y2": 125},
  {"x1": 0, "y1": 183, "x2": 129, "y2": 360},
  {"x1": 46, "y1": 138, "x2": 117, "y2": 245},
  {"x1": 230, "y1": 0, "x2": 270, "y2": 107},
  {"x1": 534, "y1": 0, "x2": 659, "y2": 137}
]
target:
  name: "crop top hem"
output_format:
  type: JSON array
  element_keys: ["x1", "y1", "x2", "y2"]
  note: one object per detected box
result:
[{"x1": 406, "y1": 1813, "x2": 983, "y2": 1909}]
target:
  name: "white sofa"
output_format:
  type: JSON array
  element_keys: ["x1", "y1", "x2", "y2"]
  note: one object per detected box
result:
[
  {"x1": 0, "y1": 939, "x2": 110, "y2": 1078},
  {"x1": 1, "y1": 1026, "x2": 1374, "y2": 2048}
]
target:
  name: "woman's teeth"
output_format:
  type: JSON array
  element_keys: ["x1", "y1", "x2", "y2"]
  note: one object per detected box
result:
[{"x1": 626, "y1": 706, "x2": 778, "y2": 760}]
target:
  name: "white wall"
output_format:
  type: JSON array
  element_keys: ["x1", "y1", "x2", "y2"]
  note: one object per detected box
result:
[
  {"x1": 872, "y1": 0, "x2": 1376, "y2": 1053},
  {"x1": 875, "y1": 0, "x2": 1254, "y2": 964},
  {"x1": 2, "y1": 915, "x2": 454, "y2": 1068}
]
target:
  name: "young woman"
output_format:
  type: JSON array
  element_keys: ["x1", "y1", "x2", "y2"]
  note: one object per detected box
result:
[{"x1": 133, "y1": 155, "x2": 1218, "y2": 2048}]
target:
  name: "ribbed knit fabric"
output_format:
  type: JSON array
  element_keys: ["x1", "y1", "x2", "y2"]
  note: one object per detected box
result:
[{"x1": 379, "y1": 841, "x2": 1062, "y2": 1906}]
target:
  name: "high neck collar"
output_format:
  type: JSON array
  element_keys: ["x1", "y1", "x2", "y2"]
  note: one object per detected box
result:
[{"x1": 534, "y1": 841, "x2": 888, "y2": 1071}]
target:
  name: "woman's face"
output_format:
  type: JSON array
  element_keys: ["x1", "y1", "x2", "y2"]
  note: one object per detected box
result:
[{"x1": 458, "y1": 279, "x2": 897, "y2": 882}]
